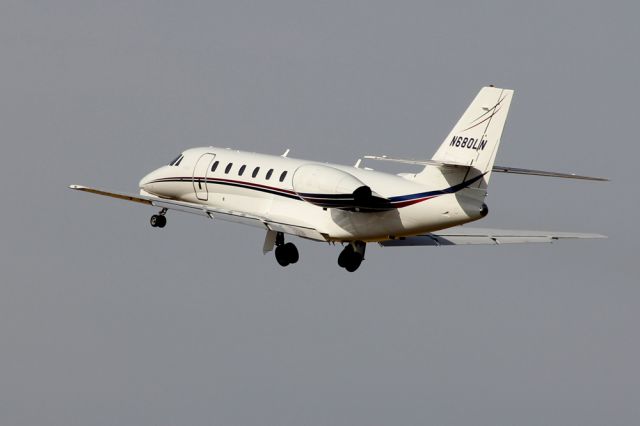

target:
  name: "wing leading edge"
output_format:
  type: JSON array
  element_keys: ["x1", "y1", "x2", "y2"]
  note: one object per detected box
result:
[
  {"x1": 68, "y1": 185, "x2": 327, "y2": 241},
  {"x1": 379, "y1": 227, "x2": 606, "y2": 246}
]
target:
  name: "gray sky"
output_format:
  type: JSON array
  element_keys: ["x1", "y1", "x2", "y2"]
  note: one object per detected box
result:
[{"x1": 1, "y1": 1, "x2": 638, "y2": 425}]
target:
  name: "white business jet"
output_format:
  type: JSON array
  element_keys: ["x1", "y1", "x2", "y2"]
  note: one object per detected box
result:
[{"x1": 70, "y1": 86, "x2": 606, "y2": 272}]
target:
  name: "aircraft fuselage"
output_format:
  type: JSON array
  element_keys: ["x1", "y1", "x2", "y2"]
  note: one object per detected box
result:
[{"x1": 139, "y1": 147, "x2": 485, "y2": 242}]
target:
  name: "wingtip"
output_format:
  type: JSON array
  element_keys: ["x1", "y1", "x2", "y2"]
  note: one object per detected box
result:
[
  {"x1": 69, "y1": 184, "x2": 86, "y2": 190},
  {"x1": 577, "y1": 233, "x2": 608, "y2": 239},
  {"x1": 571, "y1": 233, "x2": 608, "y2": 239}
]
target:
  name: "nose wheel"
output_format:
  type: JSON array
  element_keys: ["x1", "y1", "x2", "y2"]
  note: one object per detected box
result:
[
  {"x1": 274, "y1": 232, "x2": 299, "y2": 267},
  {"x1": 150, "y1": 208, "x2": 167, "y2": 228},
  {"x1": 338, "y1": 241, "x2": 366, "y2": 272}
]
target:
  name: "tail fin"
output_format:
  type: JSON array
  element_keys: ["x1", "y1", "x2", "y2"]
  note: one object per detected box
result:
[{"x1": 430, "y1": 86, "x2": 514, "y2": 185}]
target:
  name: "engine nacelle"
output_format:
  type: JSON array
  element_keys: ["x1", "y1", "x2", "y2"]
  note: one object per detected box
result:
[{"x1": 292, "y1": 164, "x2": 392, "y2": 211}]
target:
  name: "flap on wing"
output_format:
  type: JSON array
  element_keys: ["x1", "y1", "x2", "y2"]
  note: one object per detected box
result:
[
  {"x1": 266, "y1": 221, "x2": 327, "y2": 241},
  {"x1": 380, "y1": 227, "x2": 606, "y2": 247}
]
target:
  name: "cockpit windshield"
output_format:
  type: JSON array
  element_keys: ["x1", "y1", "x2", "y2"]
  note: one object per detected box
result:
[{"x1": 169, "y1": 154, "x2": 184, "y2": 166}]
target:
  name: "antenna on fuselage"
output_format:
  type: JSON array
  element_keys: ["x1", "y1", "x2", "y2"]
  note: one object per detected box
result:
[{"x1": 281, "y1": 149, "x2": 290, "y2": 157}]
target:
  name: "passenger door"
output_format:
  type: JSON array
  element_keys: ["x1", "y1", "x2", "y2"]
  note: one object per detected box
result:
[{"x1": 192, "y1": 153, "x2": 216, "y2": 201}]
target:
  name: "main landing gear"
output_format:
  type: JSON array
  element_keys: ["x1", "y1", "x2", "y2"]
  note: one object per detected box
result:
[
  {"x1": 274, "y1": 232, "x2": 299, "y2": 267},
  {"x1": 150, "y1": 208, "x2": 167, "y2": 228},
  {"x1": 338, "y1": 241, "x2": 366, "y2": 272}
]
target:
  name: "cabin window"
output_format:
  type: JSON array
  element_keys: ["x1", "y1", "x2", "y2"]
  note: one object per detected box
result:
[
  {"x1": 211, "y1": 161, "x2": 219, "y2": 172},
  {"x1": 252, "y1": 167, "x2": 260, "y2": 178},
  {"x1": 279, "y1": 171, "x2": 288, "y2": 182},
  {"x1": 265, "y1": 169, "x2": 274, "y2": 180},
  {"x1": 238, "y1": 165, "x2": 246, "y2": 176},
  {"x1": 225, "y1": 163, "x2": 233, "y2": 174}
]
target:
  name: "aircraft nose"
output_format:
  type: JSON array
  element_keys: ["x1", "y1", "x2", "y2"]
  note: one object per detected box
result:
[
  {"x1": 139, "y1": 170, "x2": 158, "y2": 191},
  {"x1": 139, "y1": 173, "x2": 151, "y2": 190},
  {"x1": 139, "y1": 166, "x2": 171, "y2": 194}
]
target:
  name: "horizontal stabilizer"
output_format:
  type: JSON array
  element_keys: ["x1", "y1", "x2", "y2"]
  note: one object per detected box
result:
[
  {"x1": 380, "y1": 227, "x2": 606, "y2": 246},
  {"x1": 363, "y1": 155, "x2": 468, "y2": 168},
  {"x1": 491, "y1": 165, "x2": 608, "y2": 181},
  {"x1": 362, "y1": 156, "x2": 608, "y2": 181}
]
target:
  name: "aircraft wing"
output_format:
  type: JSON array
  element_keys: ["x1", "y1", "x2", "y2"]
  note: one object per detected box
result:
[
  {"x1": 68, "y1": 185, "x2": 327, "y2": 241},
  {"x1": 379, "y1": 227, "x2": 606, "y2": 246}
]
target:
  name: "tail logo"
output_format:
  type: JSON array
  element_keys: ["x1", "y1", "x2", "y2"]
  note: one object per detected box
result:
[
  {"x1": 449, "y1": 136, "x2": 488, "y2": 151},
  {"x1": 459, "y1": 94, "x2": 506, "y2": 132}
]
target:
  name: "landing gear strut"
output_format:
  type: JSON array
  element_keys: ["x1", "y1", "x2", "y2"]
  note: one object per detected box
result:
[
  {"x1": 150, "y1": 208, "x2": 167, "y2": 228},
  {"x1": 338, "y1": 241, "x2": 366, "y2": 272},
  {"x1": 274, "y1": 232, "x2": 299, "y2": 267}
]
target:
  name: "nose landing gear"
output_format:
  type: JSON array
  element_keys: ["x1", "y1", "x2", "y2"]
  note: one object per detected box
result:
[
  {"x1": 150, "y1": 208, "x2": 168, "y2": 228},
  {"x1": 338, "y1": 241, "x2": 366, "y2": 272},
  {"x1": 274, "y1": 232, "x2": 299, "y2": 267}
]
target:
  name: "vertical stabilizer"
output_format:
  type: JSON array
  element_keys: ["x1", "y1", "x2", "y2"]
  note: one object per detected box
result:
[{"x1": 429, "y1": 86, "x2": 514, "y2": 186}]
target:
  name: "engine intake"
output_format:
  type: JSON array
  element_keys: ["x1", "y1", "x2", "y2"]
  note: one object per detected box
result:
[{"x1": 292, "y1": 164, "x2": 392, "y2": 212}]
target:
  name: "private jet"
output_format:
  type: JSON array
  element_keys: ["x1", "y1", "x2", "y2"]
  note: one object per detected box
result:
[{"x1": 70, "y1": 86, "x2": 607, "y2": 272}]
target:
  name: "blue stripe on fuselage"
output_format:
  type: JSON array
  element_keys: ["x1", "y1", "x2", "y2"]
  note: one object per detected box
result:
[{"x1": 388, "y1": 173, "x2": 484, "y2": 202}]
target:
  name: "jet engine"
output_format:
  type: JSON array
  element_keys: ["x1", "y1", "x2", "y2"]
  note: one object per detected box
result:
[{"x1": 292, "y1": 164, "x2": 392, "y2": 212}]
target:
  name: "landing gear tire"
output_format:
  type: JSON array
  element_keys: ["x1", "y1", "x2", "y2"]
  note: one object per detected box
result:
[
  {"x1": 276, "y1": 243, "x2": 300, "y2": 266},
  {"x1": 337, "y1": 245, "x2": 354, "y2": 268},
  {"x1": 344, "y1": 254, "x2": 362, "y2": 272},
  {"x1": 338, "y1": 242, "x2": 365, "y2": 272},
  {"x1": 275, "y1": 242, "x2": 299, "y2": 267},
  {"x1": 150, "y1": 214, "x2": 166, "y2": 228},
  {"x1": 284, "y1": 242, "x2": 299, "y2": 264},
  {"x1": 275, "y1": 245, "x2": 290, "y2": 266}
]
